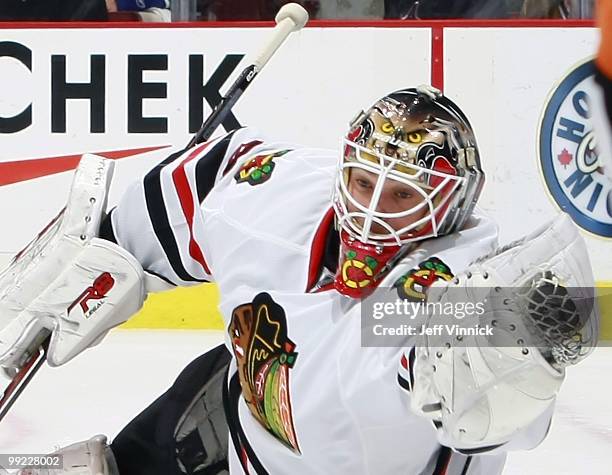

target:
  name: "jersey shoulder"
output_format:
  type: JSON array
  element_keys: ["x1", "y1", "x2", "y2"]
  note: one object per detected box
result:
[
  {"x1": 380, "y1": 209, "x2": 499, "y2": 299},
  {"x1": 211, "y1": 127, "x2": 337, "y2": 188},
  {"x1": 201, "y1": 129, "x2": 338, "y2": 282}
]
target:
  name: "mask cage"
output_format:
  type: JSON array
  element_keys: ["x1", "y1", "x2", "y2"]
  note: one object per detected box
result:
[{"x1": 333, "y1": 138, "x2": 466, "y2": 246}]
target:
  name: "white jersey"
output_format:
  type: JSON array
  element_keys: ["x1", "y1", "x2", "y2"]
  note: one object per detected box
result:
[{"x1": 111, "y1": 128, "x2": 552, "y2": 474}]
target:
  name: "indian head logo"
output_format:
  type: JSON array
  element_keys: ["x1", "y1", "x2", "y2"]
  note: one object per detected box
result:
[
  {"x1": 229, "y1": 292, "x2": 300, "y2": 452},
  {"x1": 538, "y1": 58, "x2": 612, "y2": 238}
]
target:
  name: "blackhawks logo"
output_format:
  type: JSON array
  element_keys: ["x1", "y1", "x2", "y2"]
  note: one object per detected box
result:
[
  {"x1": 234, "y1": 149, "x2": 291, "y2": 186},
  {"x1": 341, "y1": 250, "x2": 380, "y2": 290},
  {"x1": 394, "y1": 257, "x2": 453, "y2": 301},
  {"x1": 229, "y1": 292, "x2": 300, "y2": 452}
]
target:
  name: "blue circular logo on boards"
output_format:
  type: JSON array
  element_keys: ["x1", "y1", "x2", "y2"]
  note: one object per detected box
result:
[{"x1": 539, "y1": 58, "x2": 612, "y2": 238}]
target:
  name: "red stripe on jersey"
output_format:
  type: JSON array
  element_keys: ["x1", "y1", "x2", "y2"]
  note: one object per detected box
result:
[
  {"x1": 223, "y1": 139, "x2": 263, "y2": 176},
  {"x1": 241, "y1": 446, "x2": 250, "y2": 474},
  {"x1": 433, "y1": 446, "x2": 453, "y2": 475},
  {"x1": 306, "y1": 208, "x2": 336, "y2": 292},
  {"x1": 172, "y1": 143, "x2": 212, "y2": 275},
  {"x1": 400, "y1": 353, "x2": 408, "y2": 370}
]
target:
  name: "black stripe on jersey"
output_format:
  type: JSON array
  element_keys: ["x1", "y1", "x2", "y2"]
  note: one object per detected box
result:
[
  {"x1": 431, "y1": 447, "x2": 473, "y2": 475},
  {"x1": 145, "y1": 269, "x2": 177, "y2": 287},
  {"x1": 397, "y1": 374, "x2": 411, "y2": 392},
  {"x1": 408, "y1": 346, "x2": 416, "y2": 389},
  {"x1": 100, "y1": 208, "x2": 178, "y2": 286},
  {"x1": 99, "y1": 208, "x2": 117, "y2": 244},
  {"x1": 460, "y1": 456, "x2": 473, "y2": 475},
  {"x1": 195, "y1": 129, "x2": 238, "y2": 203},
  {"x1": 142, "y1": 131, "x2": 237, "y2": 282},
  {"x1": 432, "y1": 446, "x2": 452, "y2": 475},
  {"x1": 223, "y1": 370, "x2": 250, "y2": 474},
  {"x1": 223, "y1": 371, "x2": 270, "y2": 475},
  {"x1": 143, "y1": 148, "x2": 208, "y2": 283}
]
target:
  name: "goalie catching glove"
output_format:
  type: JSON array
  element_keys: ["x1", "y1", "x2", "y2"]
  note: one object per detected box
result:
[
  {"x1": 410, "y1": 213, "x2": 599, "y2": 451},
  {"x1": 0, "y1": 155, "x2": 147, "y2": 372}
]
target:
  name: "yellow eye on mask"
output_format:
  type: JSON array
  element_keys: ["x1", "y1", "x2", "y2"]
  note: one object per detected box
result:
[
  {"x1": 408, "y1": 132, "x2": 422, "y2": 143},
  {"x1": 381, "y1": 122, "x2": 394, "y2": 134}
]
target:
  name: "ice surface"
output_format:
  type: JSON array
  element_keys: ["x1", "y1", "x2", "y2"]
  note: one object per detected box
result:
[{"x1": 2, "y1": 330, "x2": 610, "y2": 474}]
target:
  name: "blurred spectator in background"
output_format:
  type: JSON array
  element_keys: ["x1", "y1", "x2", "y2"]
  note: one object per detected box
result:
[
  {"x1": 384, "y1": 0, "x2": 511, "y2": 18},
  {"x1": 383, "y1": 0, "x2": 593, "y2": 18},
  {"x1": 106, "y1": 0, "x2": 171, "y2": 21},
  {"x1": 521, "y1": 0, "x2": 594, "y2": 18},
  {"x1": 0, "y1": 0, "x2": 108, "y2": 20},
  {"x1": 199, "y1": 0, "x2": 319, "y2": 20},
  {"x1": 316, "y1": 0, "x2": 382, "y2": 19}
]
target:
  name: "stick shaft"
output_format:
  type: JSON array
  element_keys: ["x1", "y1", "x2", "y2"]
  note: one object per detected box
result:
[
  {"x1": 187, "y1": 14, "x2": 301, "y2": 148},
  {"x1": 187, "y1": 65, "x2": 256, "y2": 148},
  {"x1": 0, "y1": 335, "x2": 50, "y2": 423}
]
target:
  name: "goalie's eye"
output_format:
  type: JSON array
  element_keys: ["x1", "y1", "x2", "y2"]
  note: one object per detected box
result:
[
  {"x1": 381, "y1": 122, "x2": 394, "y2": 134},
  {"x1": 408, "y1": 132, "x2": 423, "y2": 144},
  {"x1": 356, "y1": 178, "x2": 373, "y2": 190},
  {"x1": 396, "y1": 190, "x2": 413, "y2": 200}
]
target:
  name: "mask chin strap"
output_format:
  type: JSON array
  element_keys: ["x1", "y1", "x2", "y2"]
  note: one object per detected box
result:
[{"x1": 333, "y1": 231, "x2": 402, "y2": 299}]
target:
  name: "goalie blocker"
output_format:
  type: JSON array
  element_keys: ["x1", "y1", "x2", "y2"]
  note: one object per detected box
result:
[{"x1": 0, "y1": 154, "x2": 150, "y2": 373}]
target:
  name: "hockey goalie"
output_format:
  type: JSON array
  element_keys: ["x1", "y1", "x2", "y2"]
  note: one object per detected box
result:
[{"x1": 0, "y1": 86, "x2": 599, "y2": 474}]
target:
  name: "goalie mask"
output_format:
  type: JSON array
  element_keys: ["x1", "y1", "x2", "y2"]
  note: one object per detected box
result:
[{"x1": 332, "y1": 86, "x2": 484, "y2": 297}]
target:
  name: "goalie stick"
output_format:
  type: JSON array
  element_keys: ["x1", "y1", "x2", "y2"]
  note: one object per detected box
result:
[
  {"x1": 187, "y1": 3, "x2": 308, "y2": 147},
  {"x1": 0, "y1": 332, "x2": 50, "y2": 422},
  {"x1": 0, "y1": 3, "x2": 308, "y2": 424}
]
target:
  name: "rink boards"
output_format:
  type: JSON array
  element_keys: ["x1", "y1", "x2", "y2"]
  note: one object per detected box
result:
[{"x1": 0, "y1": 21, "x2": 610, "y2": 335}]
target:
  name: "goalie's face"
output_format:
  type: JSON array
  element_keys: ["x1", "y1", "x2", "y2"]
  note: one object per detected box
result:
[
  {"x1": 332, "y1": 87, "x2": 484, "y2": 298},
  {"x1": 346, "y1": 167, "x2": 429, "y2": 237},
  {"x1": 333, "y1": 124, "x2": 465, "y2": 247},
  {"x1": 332, "y1": 88, "x2": 483, "y2": 248}
]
